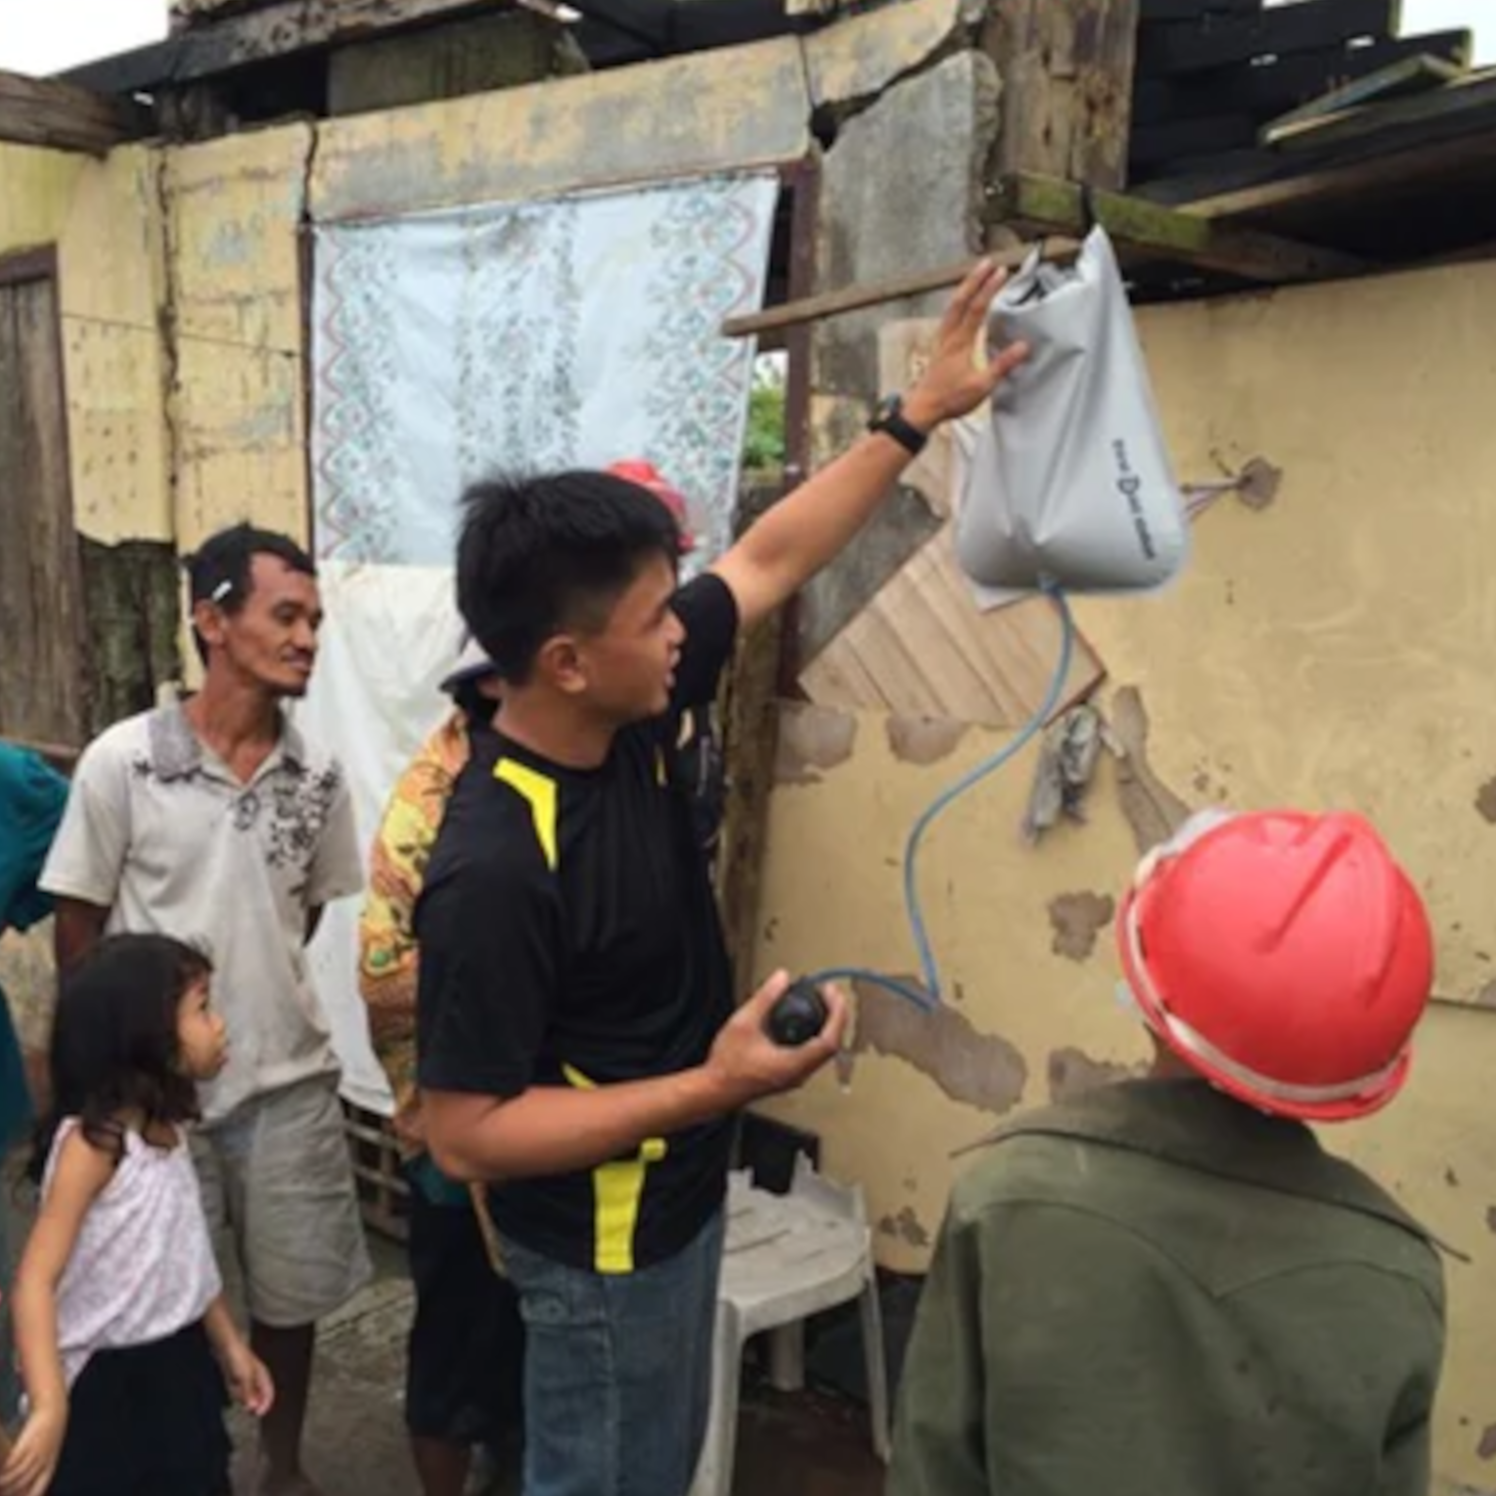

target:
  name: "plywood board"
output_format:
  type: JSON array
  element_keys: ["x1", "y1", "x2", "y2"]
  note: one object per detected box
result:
[{"x1": 799, "y1": 531, "x2": 1104, "y2": 728}]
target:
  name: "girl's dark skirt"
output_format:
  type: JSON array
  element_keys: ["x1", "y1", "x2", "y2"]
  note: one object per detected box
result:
[{"x1": 49, "y1": 1319, "x2": 231, "y2": 1496}]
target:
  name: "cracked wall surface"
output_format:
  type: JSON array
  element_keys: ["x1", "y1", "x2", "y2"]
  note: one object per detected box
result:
[
  {"x1": 754, "y1": 260, "x2": 1495, "y2": 1494},
  {"x1": 0, "y1": 0, "x2": 983, "y2": 570}
]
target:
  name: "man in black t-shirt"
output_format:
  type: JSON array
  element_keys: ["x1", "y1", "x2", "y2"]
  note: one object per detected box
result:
[{"x1": 416, "y1": 261, "x2": 1029, "y2": 1496}]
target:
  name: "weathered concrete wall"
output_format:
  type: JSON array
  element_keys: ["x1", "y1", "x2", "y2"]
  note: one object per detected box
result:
[
  {"x1": 0, "y1": 144, "x2": 84, "y2": 251},
  {"x1": 311, "y1": 37, "x2": 811, "y2": 221},
  {"x1": 754, "y1": 258, "x2": 1497, "y2": 1494},
  {"x1": 57, "y1": 149, "x2": 173, "y2": 545},
  {"x1": 152, "y1": 0, "x2": 978, "y2": 553},
  {"x1": 0, "y1": 148, "x2": 175, "y2": 1050},
  {"x1": 796, "y1": 49, "x2": 1000, "y2": 668},
  {"x1": 0, "y1": 145, "x2": 170, "y2": 545},
  {"x1": 9, "y1": 0, "x2": 972, "y2": 575},
  {"x1": 163, "y1": 125, "x2": 314, "y2": 553}
]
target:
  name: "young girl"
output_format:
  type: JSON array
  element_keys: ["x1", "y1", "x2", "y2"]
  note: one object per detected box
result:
[{"x1": 0, "y1": 934, "x2": 273, "y2": 1496}]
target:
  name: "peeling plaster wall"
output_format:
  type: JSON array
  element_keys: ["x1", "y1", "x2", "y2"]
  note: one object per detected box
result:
[
  {"x1": 0, "y1": 146, "x2": 174, "y2": 1052},
  {"x1": 150, "y1": 31, "x2": 826, "y2": 566},
  {"x1": 1084, "y1": 261, "x2": 1496, "y2": 1008},
  {"x1": 147, "y1": 0, "x2": 971, "y2": 565},
  {"x1": 163, "y1": 125, "x2": 315, "y2": 555},
  {"x1": 755, "y1": 261, "x2": 1496, "y2": 1493},
  {"x1": 0, "y1": 0, "x2": 973, "y2": 574},
  {"x1": 0, "y1": 145, "x2": 170, "y2": 544},
  {"x1": 0, "y1": 143, "x2": 84, "y2": 251}
]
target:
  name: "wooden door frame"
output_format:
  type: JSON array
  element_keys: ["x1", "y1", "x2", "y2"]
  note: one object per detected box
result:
[
  {"x1": 0, "y1": 245, "x2": 60, "y2": 285},
  {"x1": 0, "y1": 241, "x2": 90, "y2": 751}
]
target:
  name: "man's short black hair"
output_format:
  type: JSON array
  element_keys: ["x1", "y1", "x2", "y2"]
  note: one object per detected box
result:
[
  {"x1": 456, "y1": 471, "x2": 681, "y2": 685},
  {"x1": 184, "y1": 522, "x2": 317, "y2": 665}
]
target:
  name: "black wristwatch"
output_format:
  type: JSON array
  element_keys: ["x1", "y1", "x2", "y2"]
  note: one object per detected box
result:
[{"x1": 867, "y1": 394, "x2": 929, "y2": 457}]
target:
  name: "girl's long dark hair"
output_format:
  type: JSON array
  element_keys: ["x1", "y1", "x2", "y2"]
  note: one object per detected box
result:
[{"x1": 30, "y1": 933, "x2": 212, "y2": 1180}]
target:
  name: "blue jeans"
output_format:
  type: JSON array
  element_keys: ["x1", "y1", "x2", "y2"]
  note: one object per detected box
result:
[{"x1": 500, "y1": 1209, "x2": 724, "y2": 1496}]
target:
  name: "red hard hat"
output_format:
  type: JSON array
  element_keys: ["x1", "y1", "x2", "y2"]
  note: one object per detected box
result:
[
  {"x1": 607, "y1": 460, "x2": 695, "y2": 554},
  {"x1": 1116, "y1": 809, "x2": 1434, "y2": 1122}
]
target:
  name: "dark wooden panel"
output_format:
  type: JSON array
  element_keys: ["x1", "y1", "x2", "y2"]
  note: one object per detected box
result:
[
  {"x1": 1138, "y1": 0, "x2": 1398, "y2": 76},
  {"x1": 62, "y1": 0, "x2": 799, "y2": 93},
  {"x1": 0, "y1": 261, "x2": 88, "y2": 747},
  {"x1": 63, "y1": 0, "x2": 541, "y2": 93},
  {"x1": 1132, "y1": 30, "x2": 1471, "y2": 124},
  {"x1": 78, "y1": 539, "x2": 182, "y2": 737},
  {"x1": 1131, "y1": 111, "x2": 1260, "y2": 171}
]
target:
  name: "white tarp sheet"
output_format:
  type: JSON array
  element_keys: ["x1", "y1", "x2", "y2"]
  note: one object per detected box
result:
[{"x1": 305, "y1": 173, "x2": 778, "y2": 1110}]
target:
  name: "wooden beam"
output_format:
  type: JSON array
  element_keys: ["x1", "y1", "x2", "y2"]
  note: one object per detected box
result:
[
  {"x1": 981, "y1": 0, "x2": 1141, "y2": 191},
  {"x1": 725, "y1": 170, "x2": 1371, "y2": 338},
  {"x1": 1131, "y1": 112, "x2": 1259, "y2": 174},
  {"x1": 1179, "y1": 129, "x2": 1495, "y2": 219},
  {"x1": 1263, "y1": 68, "x2": 1494, "y2": 152},
  {"x1": 990, "y1": 171, "x2": 1369, "y2": 280},
  {"x1": 721, "y1": 237, "x2": 1082, "y2": 340},
  {"x1": 1138, "y1": 0, "x2": 1399, "y2": 77},
  {"x1": 61, "y1": 0, "x2": 512, "y2": 94},
  {"x1": 1258, "y1": 51, "x2": 1463, "y2": 141},
  {"x1": 64, "y1": 0, "x2": 797, "y2": 95},
  {"x1": 0, "y1": 69, "x2": 149, "y2": 154},
  {"x1": 716, "y1": 608, "x2": 785, "y2": 999}
]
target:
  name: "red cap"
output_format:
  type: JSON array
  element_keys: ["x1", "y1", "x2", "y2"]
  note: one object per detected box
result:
[{"x1": 607, "y1": 460, "x2": 695, "y2": 554}]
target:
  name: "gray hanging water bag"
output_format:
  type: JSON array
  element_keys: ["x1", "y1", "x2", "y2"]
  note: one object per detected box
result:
[{"x1": 954, "y1": 226, "x2": 1188, "y2": 599}]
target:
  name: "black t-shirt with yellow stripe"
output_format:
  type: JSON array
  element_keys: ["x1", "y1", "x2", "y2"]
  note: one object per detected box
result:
[{"x1": 415, "y1": 573, "x2": 738, "y2": 1273}]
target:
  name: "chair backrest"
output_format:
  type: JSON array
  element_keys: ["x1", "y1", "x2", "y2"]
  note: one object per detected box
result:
[{"x1": 788, "y1": 1154, "x2": 868, "y2": 1229}]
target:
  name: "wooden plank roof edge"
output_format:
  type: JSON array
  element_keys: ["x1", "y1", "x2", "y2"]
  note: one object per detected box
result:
[
  {"x1": 1177, "y1": 128, "x2": 1495, "y2": 220},
  {"x1": 58, "y1": 0, "x2": 517, "y2": 95},
  {"x1": 59, "y1": 0, "x2": 793, "y2": 96},
  {"x1": 0, "y1": 68, "x2": 151, "y2": 153},
  {"x1": 1261, "y1": 63, "x2": 1496, "y2": 150},
  {"x1": 990, "y1": 172, "x2": 1367, "y2": 281},
  {"x1": 1257, "y1": 51, "x2": 1465, "y2": 142}
]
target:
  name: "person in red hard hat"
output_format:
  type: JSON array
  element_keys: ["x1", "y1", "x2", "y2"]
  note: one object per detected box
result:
[{"x1": 889, "y1": 809, "x2": 1447, "y2": 1497}]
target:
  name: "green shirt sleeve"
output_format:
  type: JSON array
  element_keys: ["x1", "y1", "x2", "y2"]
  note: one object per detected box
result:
[{"x1": 887, "y1": 1203, "x2": 991, "y2": 1495}]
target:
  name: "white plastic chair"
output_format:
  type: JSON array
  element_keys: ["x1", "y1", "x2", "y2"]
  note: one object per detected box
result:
[{"x1": 690, "y1": 1158, "x2": 890, "y2": 1496}]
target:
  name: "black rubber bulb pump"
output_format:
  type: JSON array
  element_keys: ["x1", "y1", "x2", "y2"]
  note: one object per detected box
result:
[{"x1": 764, "y1": 978, "x2": 829, "y2": 1047}]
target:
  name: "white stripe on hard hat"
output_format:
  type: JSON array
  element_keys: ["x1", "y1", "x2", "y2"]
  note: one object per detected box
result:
[{"x1": 1118, "y1": 892, "x2": 1403, "y2": 1108}]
